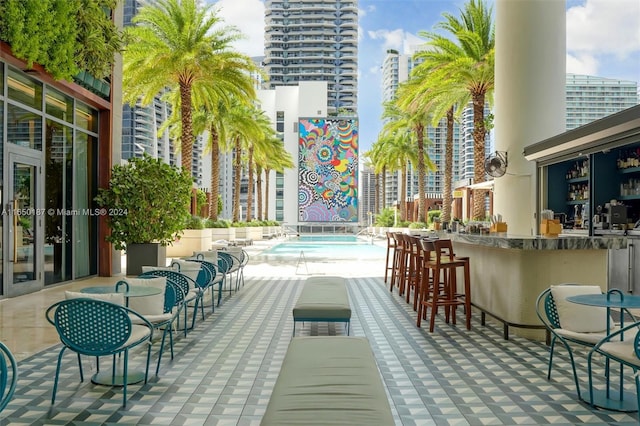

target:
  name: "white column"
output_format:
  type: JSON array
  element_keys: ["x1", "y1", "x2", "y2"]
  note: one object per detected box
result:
[{"x1": 493, "y1": 0, "x2": 566, "y2": 235}]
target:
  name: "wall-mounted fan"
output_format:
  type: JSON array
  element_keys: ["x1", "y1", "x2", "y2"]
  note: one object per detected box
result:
[{"x1": 484, "y1": 151, "x2": 508, "y2": 178}]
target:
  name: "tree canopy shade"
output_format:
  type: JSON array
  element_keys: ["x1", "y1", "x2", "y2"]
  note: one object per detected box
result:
[
  {"x1": 0, "y1": 0, "x2": 123, "y2": 80},
  {"x1": 123, "y1": 0, "x2": 257, "y2": 172}
]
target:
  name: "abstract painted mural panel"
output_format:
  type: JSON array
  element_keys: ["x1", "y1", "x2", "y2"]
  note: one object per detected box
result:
[{"x1": 298, "y1": 118, "x2": 358, "y2": 222}]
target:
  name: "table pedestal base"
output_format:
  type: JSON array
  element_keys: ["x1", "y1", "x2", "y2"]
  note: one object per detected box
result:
[
  {"x1": 581, "y1": 389, "x2": 638, "y2": 412},
  {"x1": 91, "y1": 370, "x2": 146, "y2": 386}
]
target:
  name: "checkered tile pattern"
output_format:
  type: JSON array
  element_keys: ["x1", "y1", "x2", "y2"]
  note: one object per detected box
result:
[{"x1": 1, "y1": 275, "x2": 637, "y2": 425}]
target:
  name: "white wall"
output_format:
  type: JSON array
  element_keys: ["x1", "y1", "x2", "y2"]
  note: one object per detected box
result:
[{"x1": 257, "y1": 81, "x2": 328, "y2": 226}]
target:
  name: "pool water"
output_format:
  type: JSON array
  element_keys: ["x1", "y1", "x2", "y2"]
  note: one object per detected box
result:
[
  {"x1": 262, "y1": 239, "x2": 385, "y2": 260},
  {"x1": 295, "y1": 235, "x2": 359, "y2": 243}
]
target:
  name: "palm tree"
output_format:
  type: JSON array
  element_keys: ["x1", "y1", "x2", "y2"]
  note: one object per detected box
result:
[
  {"x1": 123, "y1": 0, "x2": 256, "y2": 172},
  {"x1": 244, "y1": 110, "x2": 276, "y2": 222},
  {"x1": 416, "y1": 0, "x2": 495, "y2": 220},
  {"x1": 373, "y1": 128, "x2": 418, "y2": 222},
  {"x1": 405, "y1": 61, "x2": 471, "y2": 225},
  {"x1": 255, "y1": 134, "x2": 294, "y2": 221},
  {"x1": 394, "y1": 79, "x2": 437, "y2": 223}
]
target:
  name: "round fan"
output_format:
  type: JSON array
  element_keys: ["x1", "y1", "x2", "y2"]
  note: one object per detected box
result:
[{"x1": 484, "y1": 151, "x2": 508, "y2": 178}]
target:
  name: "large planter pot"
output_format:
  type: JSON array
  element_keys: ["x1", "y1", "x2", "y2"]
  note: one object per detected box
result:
[
  {"x1": 166, "y1": 229, "x2": 212, "y2": 258},
  {"x1": 210, "y1": 227, "x2": 235, "y2": 242},
  {"x1": 250, "y1": 227, "x2": 263, "y2": 241},
  {"x1": 126, "y1": 243, "x2": 166, "y2": 276}
]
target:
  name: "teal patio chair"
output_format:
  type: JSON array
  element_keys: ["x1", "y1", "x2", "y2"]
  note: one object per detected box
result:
[
  {"x1": 139, "y1": 269, "x2": 198, "y2": 336},
  {"x1": 535, "y1": 285, "x2": 629, "y2": 399},
  {"x1": 124, "y1": 277, "x2": 181, "y2": 376},
  {"x1": 0, "y1": 341, "x2": 18, "y2": 413},
  {"x1": 46, "y1": 298, "x2": 154, "y2": 407},
  {"x1": 189, "y1": 258, "x2": 224, "y2": 309}
]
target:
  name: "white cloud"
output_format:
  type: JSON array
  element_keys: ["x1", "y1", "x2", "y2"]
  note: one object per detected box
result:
[
  {"x1": 367, "y1": 29, "x2": 406, "y2": 52},
  {"x1": 567, "y1": 0, "x2": 640, "y2": 58},
  {"x1": 566, "y1": 52, "x2": 598, "y2": 75},
  {"x1": 212, "y1": 0, "x2": 265, "y2": 57}
]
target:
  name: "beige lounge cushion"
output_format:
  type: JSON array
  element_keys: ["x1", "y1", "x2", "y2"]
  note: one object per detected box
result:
[
  {"x1": 261, "y1": 337, "x2": 393, "y2": 426},
  {"x1": 65, "y1": 290, "x2": 125, "y2": 306},
  {"x1": 193, "y1": 250, "x2": 217, "y2": 261},
  {"x1": 124, "y1": 277, "x2": 166, "y2": 316},
  {"x1": 293, "y1": 276, "x2": 351, "y2": 320},
  {"x1": 550, "y1": 285, "x2": 611, "y2": 333}
]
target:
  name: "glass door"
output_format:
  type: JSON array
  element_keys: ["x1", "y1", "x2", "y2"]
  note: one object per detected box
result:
[{"x1": 5, "y1": 152, "x2": 43, "y2": 296}]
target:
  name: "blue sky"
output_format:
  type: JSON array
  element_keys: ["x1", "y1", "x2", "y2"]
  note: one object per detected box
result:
[{"x1": 211, "y1": 0, "x2": 640, "y2": 153}]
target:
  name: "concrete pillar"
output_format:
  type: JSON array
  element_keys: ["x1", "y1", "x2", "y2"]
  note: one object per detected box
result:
[{"x1": 493, "y1": 0, "x2": 566, "y2": 235}]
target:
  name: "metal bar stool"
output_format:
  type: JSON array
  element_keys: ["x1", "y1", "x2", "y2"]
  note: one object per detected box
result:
[{"x1": 417, "y1": 239, "x2": 471, "y2": 332}]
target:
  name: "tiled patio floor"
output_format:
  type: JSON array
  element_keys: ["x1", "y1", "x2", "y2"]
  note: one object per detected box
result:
[{"x1": 0, "y1": 240, "x2": 637, "y2": 425}]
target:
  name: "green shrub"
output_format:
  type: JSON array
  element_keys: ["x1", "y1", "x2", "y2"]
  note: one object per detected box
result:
[
  {"x1": 185, "y1": 215, "x2": 204, "y2": 229},
  {"x1": 205, "y1": 219, "x2": 230, "y2": 228},
  {"x1": 374, "y1": 208, "x2": 395, "y2": 227},
  {"x1": 408, "y1": 222, "x2": 428, "y2": 229},
  {"x1": 427, "y1": 210, "x2": 441, "y2": 223}
]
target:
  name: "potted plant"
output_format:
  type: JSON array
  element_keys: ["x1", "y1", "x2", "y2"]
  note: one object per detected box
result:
[{"x1": 95, "y1": 155, "x2": 193, "y2": 275}]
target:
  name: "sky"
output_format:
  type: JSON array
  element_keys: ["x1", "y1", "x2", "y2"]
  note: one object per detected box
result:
[{"x1": 209, "y1": 0, "x2": 640, "y2": 154}]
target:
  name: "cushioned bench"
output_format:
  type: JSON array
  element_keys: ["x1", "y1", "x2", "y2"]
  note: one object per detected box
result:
[
  {"x1": 292, "y1": 276, "x2": 351, "y2": 336},
  {"x1": 261, "y1": 337, "x2": 394, "y2": 426}
]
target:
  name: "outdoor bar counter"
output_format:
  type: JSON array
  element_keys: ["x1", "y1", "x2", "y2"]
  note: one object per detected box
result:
[{"x1": 443, "y1": 232, "x2": 627, "y2": 340}]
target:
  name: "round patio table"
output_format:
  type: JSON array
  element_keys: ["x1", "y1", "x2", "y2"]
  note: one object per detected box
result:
[
  {"x1": 567, "y1": 292, "x2": 640, "y2": 413},
  {"x1": 80, "y1": 284, "x2": 162, "y2": 386}
]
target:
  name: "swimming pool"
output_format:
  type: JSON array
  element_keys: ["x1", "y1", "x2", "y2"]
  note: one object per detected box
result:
[{"x1": 262, "y1": 238, "x2": 385, "y2": 260}]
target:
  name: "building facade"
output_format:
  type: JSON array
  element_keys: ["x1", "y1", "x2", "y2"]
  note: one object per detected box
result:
[
  {"x1": 565, "y1": 74, "x2": 638, "y2": 130},
  {"x1": 257, "y1": 82, "x2": 329, "y2": 227},
  {"x1": 0, "y1": 44, "x2": 118, "y2": 296},
  {"x1": 380, "y1": 48, "x2": 463, "y2": 210},
  {"x1": 263, "y1": 0, "x2": 358, "y2": 116}
]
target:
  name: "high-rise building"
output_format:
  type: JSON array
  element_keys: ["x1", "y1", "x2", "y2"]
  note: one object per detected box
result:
[
  {"x1": 565, "y1": 74, "x2": 638, "y2": 130},
  {"x1": 263, "y1": 0, "x2": 358, "y2": 115},
  {"x1": 379, "y1": 49, "x2": 463, "y2": 209},
  {"x1": 121, "y1": 0, "x2": 204, "y2": 186}
]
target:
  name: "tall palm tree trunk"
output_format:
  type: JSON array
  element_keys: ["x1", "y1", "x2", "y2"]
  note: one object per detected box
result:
[
  {"x1": 232, "y1": 136, "x2": 242, "y2": 222},
  {"x1": 246, "y1": 146, "x2": 255, "y2": 222},
  {"x1": 472, "y1": 92, "x2": 488, "y2": 220},
  {"x1": 442, "y1": 107, "x2": 454, "y2": 224},
  {"x1": 416, "y1": 123, "x2": 427, "y2": 223},
  {"x1": 256, "y1": 166, "x2": 263, "y2": 221},
  {"x1": 209, "y1": 125, "x2": 220, "y2": 221},
  {"x1": 400, "y1": 167, "x2": 407, "y2": 221},
  {"x1": 381, "y1": 166, "x2": 386, "y2": 212},
  {"x1": 179, "y1": 81, "x2": 194, "y2": 173},
  {"x1": 264, "y1": 168, "x2": 271, "y2": 220}
]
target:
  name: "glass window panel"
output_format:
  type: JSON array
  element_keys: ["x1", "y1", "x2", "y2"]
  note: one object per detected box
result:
[
  {"x1": 75, "y1": 101, "x2": 98, "y2": 133},
  {"x1": 0, "y1": 62, "x2": 4, "y2": 94},
  {"x1": 7, "y1": 67, "x2": 43, "y2": 109},
  {"x1": 46, "y1": 87, "x2": 73, "y2": 123},
  {"x1": 74, "y1": 132, "x2": 97, "y2": 277},
  {"x1": 45, "y1": 119, "x2": 73, "y2": 284},
  {"x1": 7, "y1": 104, "x2": 43, "y2": 150}
]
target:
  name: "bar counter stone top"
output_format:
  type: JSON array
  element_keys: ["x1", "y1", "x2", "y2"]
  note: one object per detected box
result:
[{"x1": 442, "y1": 232, "x2": 627, "y2": 250}]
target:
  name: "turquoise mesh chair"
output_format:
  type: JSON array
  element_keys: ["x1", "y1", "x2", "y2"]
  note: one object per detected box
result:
[
  {"x1": 46, "y1": 298, "x2": 154, "y2": 407},
  {"x1": 535, "y1": 286, "x2": 632, "y2": 399},
  {"x1": 217, "y1": 252, "x2": 237, "y2": 293},
  {"x1": 139, "y1": 269, "x2": 197, "y2": 336},
  {"x1": 124, "y1": 278, "x2": 181, "y2": 376},
  {"x1": 189, "y1": 258, "x2": 224, "y2": 310},
  {"x1": 0, "y1": 342, "x2": 18, "y2": 413}
]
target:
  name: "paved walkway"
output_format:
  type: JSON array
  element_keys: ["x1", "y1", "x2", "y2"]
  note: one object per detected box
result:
[{"x1": 0, "y1": 238, "x2": 636, "y2": 425}]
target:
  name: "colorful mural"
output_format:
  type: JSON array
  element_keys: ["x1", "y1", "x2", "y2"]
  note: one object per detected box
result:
[{"x1": 298, "y1": 118, "x2": 358, "y2": 222}]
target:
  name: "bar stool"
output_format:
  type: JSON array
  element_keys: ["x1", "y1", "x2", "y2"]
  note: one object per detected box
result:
[
  {"x1": 403, "y1": 234, "x2": 422, "y2": 309},
  {"x1": 389, "y1": 232, "x2": 406, "y2": 293},
  {"x1": 417, "y1": 239, "x2": 471, "y2": 332},
  {"x1": 384, "y1": 231, "x2": 396, "y2": 284}
]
